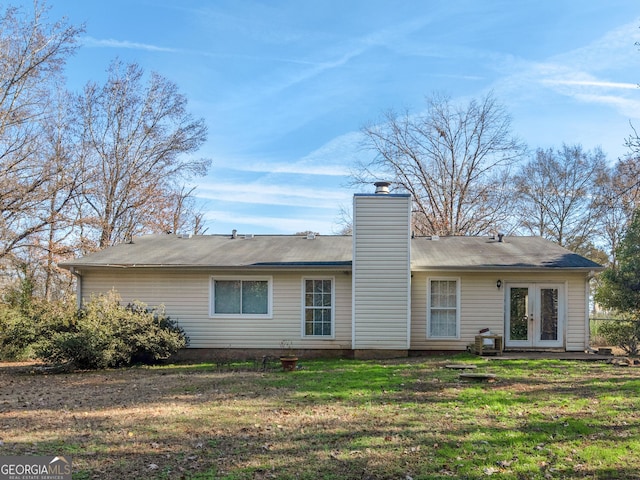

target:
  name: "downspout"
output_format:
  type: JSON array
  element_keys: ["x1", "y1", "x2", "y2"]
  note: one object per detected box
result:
[
  {"x1": 351, "y1": 208, "x2": 357, "y2": 351},
  {"x1": 585, "y1": 271, "x2": 594, "y2": 352},
  {"x1": 405, "y1": 200, "x2": 412, "y2": 351},
  {"x1": 70, "y1": 267, "x2": 83, "y2": 309}
]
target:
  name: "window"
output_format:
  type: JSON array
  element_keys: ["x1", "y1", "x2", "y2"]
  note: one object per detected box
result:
[
  {"x1": 303, "y1": 278, "x2": 334, "y2": 337},
  {"x1": 427, "y1": 278, "x2": 460, "y2": 338},
  {"x1": 210, "y1": 277, "x2": 271, "y2": 317}
]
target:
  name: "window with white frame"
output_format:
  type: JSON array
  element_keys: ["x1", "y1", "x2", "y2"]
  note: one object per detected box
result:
[
  {"x1": 303, "y1": 278, "x2": 334, "y2": 337},
  {"x1": 210, "y1": 277, "x2": 271, "y2": 317},
  {"x1": 427, "y1": 278, "x2": 460, "y2": 338}
]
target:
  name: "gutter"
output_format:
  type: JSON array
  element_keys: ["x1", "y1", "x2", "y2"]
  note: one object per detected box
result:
[
  {"x1": 60, "y1": 262, "x2": 353, "y2": 270},
  {"x1": 585, "y1": 270, "x2": 597, "y2": 352},
  {"x1": 410, "y1": 266, "x2": 605, "y2": 273}
]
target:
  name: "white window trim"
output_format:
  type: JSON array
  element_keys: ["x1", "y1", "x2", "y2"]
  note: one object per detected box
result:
[
  {"x1": 209, "y1": 276, "x2": 273, "y2": 319},
  {"x1": 426, "y1": 276, "x2": 461, "y2": 339},
  {"x1": 301, "y1": 276, "x2": 335, "y2": 339}
]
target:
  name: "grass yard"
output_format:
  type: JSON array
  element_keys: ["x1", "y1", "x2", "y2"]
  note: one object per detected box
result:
[{"x1": 1, "y1": 355, "x2": 639, "y2": 479}]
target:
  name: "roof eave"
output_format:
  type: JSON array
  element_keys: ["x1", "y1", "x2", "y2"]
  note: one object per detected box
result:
[
  {"x1": 61, "y1": 262, "x2": 353, "y2": 270},
  {"x1": 410, "y1": 265, "x2": 604, "y2": 272}
]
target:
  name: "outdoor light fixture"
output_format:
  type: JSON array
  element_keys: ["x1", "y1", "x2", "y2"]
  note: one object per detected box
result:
[{"x1": 496, "y1": 279, "x2": 502, "y2": 289}]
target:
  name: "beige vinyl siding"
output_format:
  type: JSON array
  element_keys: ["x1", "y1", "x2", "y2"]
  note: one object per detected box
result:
[
  {"x1": 411, "y1": 271, "x2": 589, "y2": 351},
  {"x1": 79, "y1": 268, "x2": 352, "y2": 350},
  {"x1": 352, "y1": 195, "x2": 411, "y2": 349},
  {"x1": 411, "y1": 272, "x2": 504, "y2": 350},
  {"x1": 566, "y1": 276, "x2": 588, "y2": 351}
]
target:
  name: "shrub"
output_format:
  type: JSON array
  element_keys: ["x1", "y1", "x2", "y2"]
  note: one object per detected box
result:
[
  {"x1": 598, "y1": 316, "x2": 640, "y2": 356},
  {"x1": 0, "y1": 298, "x2": 77, "y2": 360},
  {"x1": 34, "y1": 292, "x2": 189, "y2": 369},
  {"x1": 0, "y1": 304, "x2": 34, "y2": 360},
  {"x1": 37, "y1": 330, "x2": 117, "y2": 370},
  {"x1": 120, "y1": 302, "x2": 189, "y2": 365}
]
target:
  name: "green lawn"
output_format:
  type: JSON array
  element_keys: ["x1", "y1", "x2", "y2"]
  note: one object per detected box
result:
[{"x1": 1, "y1": 355, "x2": 639, "y2": 479}]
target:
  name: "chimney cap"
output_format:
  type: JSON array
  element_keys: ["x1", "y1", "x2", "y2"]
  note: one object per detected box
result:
[{"x1": 374, "y1": 181, "x2": 391, "y2": 194}]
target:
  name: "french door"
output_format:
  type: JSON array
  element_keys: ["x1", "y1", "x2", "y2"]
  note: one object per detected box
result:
[{"x1": 505, "y1": 283, "x2": 564, "y2": 348}]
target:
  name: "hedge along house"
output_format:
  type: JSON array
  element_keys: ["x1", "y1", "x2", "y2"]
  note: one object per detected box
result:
[{"x1": 60, "y1": 183, "x2": 603, "y2": 359}]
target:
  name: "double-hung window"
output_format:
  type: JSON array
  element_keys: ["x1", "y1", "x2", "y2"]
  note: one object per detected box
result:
[
  {"x1": 303, "y1": 278, "x2": 334, "y2": 337},
  {"x1": 210, "y1": 277, "x2": 272, "y2": 318},
  {"x1": 427, "y1": 277, "x2": 460, "y2": 338}
]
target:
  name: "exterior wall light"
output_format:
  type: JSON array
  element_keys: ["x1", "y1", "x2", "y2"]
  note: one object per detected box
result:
[{"x1": 496, "y1": 279, "x2": 502, "y2": 289}]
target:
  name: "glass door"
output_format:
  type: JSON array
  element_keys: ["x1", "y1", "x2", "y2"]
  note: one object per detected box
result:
[
  {"x1": 506, "y1": 283, "x2": 564, "y2": 348},
  {"x1": 539, "y1": 286, "x2": 560, "y2": 343},
  {"x1": 507, "y1": 284, "x2": 532, "y2": 347}
]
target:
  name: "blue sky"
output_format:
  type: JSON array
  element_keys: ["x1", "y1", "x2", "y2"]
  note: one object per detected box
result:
[{"x1": 35, "y1": 0, "x2": 640, "y2": 234}]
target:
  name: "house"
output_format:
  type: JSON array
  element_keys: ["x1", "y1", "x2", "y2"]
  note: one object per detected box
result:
[{"x1": 59, "y1": 183, "x2": 603, "y2": 359}]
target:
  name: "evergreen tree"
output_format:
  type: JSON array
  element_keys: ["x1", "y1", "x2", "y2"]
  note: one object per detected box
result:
[{"x1": 595, "y1": 209, "x2": 640, "y2": 314}]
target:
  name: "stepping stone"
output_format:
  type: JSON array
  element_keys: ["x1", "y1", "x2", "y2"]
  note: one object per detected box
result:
[
  {"x1": 445, "y1": 364, "x2": 478, "y2": 370},
  {"x1": 459, "y1": 372, "x2": 497, "y2": 381}
]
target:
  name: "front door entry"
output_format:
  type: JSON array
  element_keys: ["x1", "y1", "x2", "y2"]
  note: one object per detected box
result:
[{"x1": 506, "y1": 283, "x2": 564, "y2": 348}]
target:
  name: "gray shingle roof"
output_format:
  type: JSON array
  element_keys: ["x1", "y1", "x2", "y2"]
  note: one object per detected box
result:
[
  {"x1": 59, "y1": 233, "x2": 603, "y2": 271},
  {"x1": 60, "y1": 234, "x2": 353, "y2": 269},
  {"x1": 410, "y1": 236, "x2": 603, "y2": 270}
]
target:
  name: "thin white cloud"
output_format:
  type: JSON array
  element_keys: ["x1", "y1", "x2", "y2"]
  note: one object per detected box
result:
[
  {"x1": 211, "y1": 131, "x2": 366, "y2": 177},
  {"x1": 434, "y1": 73, "x2": 485, "y2": 82},
  {"x1": 276, "y1": 16, "x2": 433, "y2": 94},
  {"x1": 274, "y1": 163, "x2": 349, "y2": 176},
  {"x1": 572, "y1": 94, "x2": 640, "y2": 119},
  {"x1": 555, "y1": 19, "x2": 640, "y2": 73},
  {"x1": 223, "y1": 161, "x2": 350, "y2": 177},
  {"x1": 543, "y1": 79, "x2": 638, "y2": 90},
  {"x1": 197, "y1": 181, "x2": 351, "y2": 207},
  {"x1": 538, "y1": 73, "x2": 640, "y2": 118},
  {"x1": 493, "y1": 18, "x2": 640, "y2": 122},
  {"x1": 203, "y1": 209, "x2": 336, "y2": 234},
  {"x1": 81, "y1": 36, "x2": 179, "y2": 53},
  {"x1": 212, "y1": 15, "x2": 434, "y2": 117}
]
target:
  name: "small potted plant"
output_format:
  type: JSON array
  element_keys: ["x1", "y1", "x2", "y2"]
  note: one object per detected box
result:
[{"x1": 279, "y1": 340, "x2": 298, "y2": 371}]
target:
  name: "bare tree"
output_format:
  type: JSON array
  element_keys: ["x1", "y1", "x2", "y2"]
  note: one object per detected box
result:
[
  {"x1": 597, "y1": 36, "x2": 640, "y2": 262},
  {"x1": 617, "y1": 124, "x2": 640, "y2": 206},
  {"x1": 595, "y1": 15, "x2": 640, "y2": 264},
  {"x1": 74, "y1": 60, "x2": 210, "y2": 248},
  {"x1": 38, "y1": 90, "x2": 84, "y2": 298},
  {"x1": 333, "y1": 205, "x2": 353, "y2": 235},
  {"x1": 514, "y1": 144, "x2": 608, "y2": 253},
  {"x1": 597, "y1": 151, "x2": 640, "y2": 266},
  {"x1": 2, "y1": 87, "x2": 83, "y2": 299},
  {"x1": 356, "y1": 92, "x2": 525, "y2": 236},
  {"x1": 146, "y1": 185, "x2": 209, "y2": 235},
  {"x1": 626, "y1": 122, "x2": 640, "y2": 155},
  {"x1": 0, "y1": 2, "x2": 82, "y2": 259}
]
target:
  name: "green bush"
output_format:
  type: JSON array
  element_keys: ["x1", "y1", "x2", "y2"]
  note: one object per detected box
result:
[
  {"x1": 37, "y1": 330, "x2": 116, "y2": 369},
  {"x1": 0, "y1": 305, "x2": 35, "y2": 360},
  {"x1": 0, "y1": 297, "x2": 77, "y2": 360},
  {"x1": 119, "y1": 302, "x2": 189, "y2": 365},
  {"x1": 0, "y1": 291, "x2": 188, "y2": 368},
  {"x1": 598, "y1": 316, "x2": 640, "y2": 356},
  {"x1": 35, "y1": 292, "x2": 189, "y2": 369}
]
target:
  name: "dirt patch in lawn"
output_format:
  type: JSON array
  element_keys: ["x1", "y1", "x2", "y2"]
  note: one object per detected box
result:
[
  {"x1": 1, "y1": 358, "x2": 639, "y2": 479},
  {"x1": 0, "y1": 361, "x2": 264, "y2": 478}
]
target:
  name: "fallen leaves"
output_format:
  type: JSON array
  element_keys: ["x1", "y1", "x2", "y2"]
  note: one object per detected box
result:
[{"x1": 0, "y1": 358, "x2": 639, "y2": 480}]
